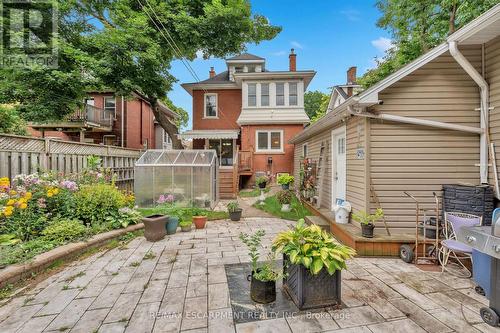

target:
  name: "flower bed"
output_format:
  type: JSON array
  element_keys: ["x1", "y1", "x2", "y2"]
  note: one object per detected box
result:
[{"x1": 0, "y1": 165, "x2": 142, "y2": 267}]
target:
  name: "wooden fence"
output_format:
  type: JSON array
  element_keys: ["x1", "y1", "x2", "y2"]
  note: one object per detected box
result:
[{"x1": 0, "y1": 134, "x2": 142, "y2": 190}]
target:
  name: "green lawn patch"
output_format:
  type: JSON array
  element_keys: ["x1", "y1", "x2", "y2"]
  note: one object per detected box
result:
[
  {"x1": 138, "y1": 207, "x2": 228, "y2": 221},
  {"x1": 253, "y1": 193, "x2": 312, "y2": 221},
  {"x1": 239, "y1": 187, "x2": 270, "y2": 197}
]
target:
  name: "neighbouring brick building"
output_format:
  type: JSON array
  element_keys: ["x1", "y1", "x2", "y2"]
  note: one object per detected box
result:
[
  {"x1": 180, "y1": 50, "x2": 316, "y2": 198},
  {"x1": 30, "y1": 91, "x2": 177, "y2": 150}
]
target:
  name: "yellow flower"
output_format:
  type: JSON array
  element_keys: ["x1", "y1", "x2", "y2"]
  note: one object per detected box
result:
[
  {"x1": 19, "y1": 203, "x2": 27, "y2": 209},
  {"x1": 9, "y1": 190, "x2": 17, "y2": 196},
  {"x1": 3, "y1": 206, "x2": 13, "y2": 217},
  {"x1": 53, "y1": 188, "x2": 59, "y2": 195},
  {"x1": 0, "y1": 177, "x2": 9, "y2": 187},
  {"x1": 6, "y1": 199, "x2": 15, "y2": 206},
  {"x1": 17, "y1": 198, "x2": 26, "y2": 204},
  {"x1": 24, "y1": 192, "x2": 32, "y2": 200}
]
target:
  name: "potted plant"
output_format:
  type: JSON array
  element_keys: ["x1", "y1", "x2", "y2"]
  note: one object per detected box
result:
[
  {"x1": 255, "y1": 176, "x2": 268, "y2": 189},
  {"x1": 277, "y1": 174, "x2": 294, "y2": 190},
  {"x1": 227, "y1": 201, "x2": 243, "y2": 221},
  {"x1": 272, "y1": 219, "x2": 356, "y2": 310},
  {"x1": 352, "y1": 208, "x2": 384, "y2": 238},
  {"x1": 142, "y1": 214, "x2": 168, "y2": 242},
  {"x1": 166, "y1": 215, "x2": 179, "y2": 235},
  {"x1": 179, "y1": 220, "x2": 192, "y2": 232},
  {"x1": 240, "y1": 230, "x2": 282, "y2": 303},
  {"x1": 192, "y1": 209, "x2": 208, "y2": 229},
  {"x1": 276, "y1": 190, "x2": 292, "y2": 212}
]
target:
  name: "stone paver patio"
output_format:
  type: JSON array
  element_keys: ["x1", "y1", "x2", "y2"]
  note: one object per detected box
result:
[{"x1": 0, "y1": 217, "x2": 496, "y2": 333}]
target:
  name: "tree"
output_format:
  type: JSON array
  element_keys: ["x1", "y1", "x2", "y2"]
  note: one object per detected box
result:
[
  {"x1": 0, "y1": 0, "x2": 281, "y2": 149},
  {"x1": 359, "y1": 0, "x2": 498, "y2": 88},
  {"x1": 304, "y1": 90, "x2": 329, "y2": 122},
  {"x1": 0, "y1": 105, "x2": 27, "y2": 135}
]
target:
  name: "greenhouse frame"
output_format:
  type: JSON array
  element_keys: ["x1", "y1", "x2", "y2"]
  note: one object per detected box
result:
[{"x1": 134, "y1": 150, "x2": 218, "y2": 208}]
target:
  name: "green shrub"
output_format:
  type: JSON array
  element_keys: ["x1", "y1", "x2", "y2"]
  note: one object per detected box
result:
[
  {"x1": 42, "y1": 219, "x2": 86, "y2": 243},
  {"x1": 75, "y1": 184, "x2": 127, "y2": 226},
  {"x1": 277, "y1": 174, "x2": 294, "y2": 186},
  {"x1": 0, "y1": 238, "x2": 58, "y2": 267}
]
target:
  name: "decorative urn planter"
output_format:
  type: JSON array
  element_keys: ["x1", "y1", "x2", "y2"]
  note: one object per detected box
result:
[
  {"x1": 282, "y1": 255, "x2": 341, "y2": 310},
  {"x1": 361, "y1": 223, "x2": 375, "y2": 238},
  {"x1": 229, "y1": 208, "x2": 243, "y2": 221},
  {"x1": 142, "y1": 215, "x2": 168, "y2": 242},
  {"x1": 166, "y1": 216, "x2": 179, "y2": 235},
  {"x1": 247, "y1": 270, "x2": 276, "y2": 304},
  {"x1": 193, "y1": 216, "x2": 208, "y2": 229}
]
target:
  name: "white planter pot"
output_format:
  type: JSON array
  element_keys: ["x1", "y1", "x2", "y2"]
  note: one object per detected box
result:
[{"x1": 281, "y1": 204, "x2": 291, "y2": 212}]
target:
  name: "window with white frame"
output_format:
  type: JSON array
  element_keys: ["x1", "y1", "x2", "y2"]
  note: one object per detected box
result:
[
  {"x1": 276, "y1": 83, "x2": 285, "y2": 106},
  {"x1": 248, "y1": 83, "x2": 257, "y2": 107},
  {"x1": 261, "y1": 83, "x2": 269, "y2": 106},
  {"x1": 302, "y1": 143, "x2": 308, "y2": 158},
  {"x1": 104, "y1": 96, "x2": 116, "y2": 118},
  {"x1": 256, "y1": 130, "x2": 283, "y2": 152},
  {"x1": 204, "y1": 93, "x2": 217, "y2": 117},
  {"x1": 289, "y1": 82, "x2": 298, "y2": 106}
]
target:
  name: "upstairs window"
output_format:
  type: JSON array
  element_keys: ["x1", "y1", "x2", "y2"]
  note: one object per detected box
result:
[
  {"x1": 204, "y1": 93, "x2": 217, "y2": 118},
  {"x1": 248, "y1": 83, "x2": 257, "y2": 107},
  {"x1": 104, "y1": 96, "x2": 116, "y2": 119},
  {"x1": 276, "y1": 83, "x2": 285, "y2": 106},
  {"x1": 256, "y1": 130, "x2": 283, "y2": 152},
  {"x1": 261, "y1": 83, "x2": 269, "y2": 106},
  {"x1": 289, "y1": 83, "x2": 298, "y2": 106}
]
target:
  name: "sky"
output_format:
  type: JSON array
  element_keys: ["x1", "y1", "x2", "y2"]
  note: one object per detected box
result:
[{"x1": 168, "y1": 0, "x2": 392, "y2": 130}]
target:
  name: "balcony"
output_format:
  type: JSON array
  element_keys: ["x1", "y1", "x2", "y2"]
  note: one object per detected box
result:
[
  {"x1": 238, "y1": 150, "x2": 253, "y2": 174},
  {"x1": 30, "y1": 105, "x2": 114, "y2": 132}
]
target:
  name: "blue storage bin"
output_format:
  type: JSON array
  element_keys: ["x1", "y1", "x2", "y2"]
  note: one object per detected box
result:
[{"x1": 472, "y1": 248, "x2": 491, "y2": 298}]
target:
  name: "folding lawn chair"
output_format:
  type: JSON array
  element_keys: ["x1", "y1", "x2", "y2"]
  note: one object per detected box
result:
[{"x1": 438, "y1": 212, "x2": 482, "y2": 278}]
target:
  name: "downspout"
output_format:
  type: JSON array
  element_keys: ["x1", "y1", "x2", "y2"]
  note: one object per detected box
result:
[
  {"x1": 121, "y1": 96, "x2": 124, "y2": 147},
  {"x1": 449, "y1": 41, "x2": 489, "y2": 184}
]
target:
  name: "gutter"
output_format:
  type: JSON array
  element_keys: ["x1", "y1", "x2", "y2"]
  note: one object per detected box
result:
[{"x1": 449, "y1": 41, "x2": 489, "y2": 184}]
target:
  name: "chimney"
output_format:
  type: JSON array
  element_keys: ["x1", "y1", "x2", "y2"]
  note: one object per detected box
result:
[
  {"x1": 209, "y1": 67, "x2": 215, "y2": 78},
  {"x1": 346, "y1": 66, "x2": 357, "y2": 97},
  {"x1": 289, "y1": 49, "x2": 296, "y2": 71}
]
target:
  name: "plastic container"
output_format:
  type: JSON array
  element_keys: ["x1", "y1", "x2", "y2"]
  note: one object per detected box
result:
[{"x1": 333, "y1": 200, "x2": 351, "y2": 224}]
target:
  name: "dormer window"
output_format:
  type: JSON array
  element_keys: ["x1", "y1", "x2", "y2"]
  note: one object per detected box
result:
[
  {"x1": 248, "y1": 83, "x2": 257, "y2": 107},
  {"x1": 204, "y1": 93, "x2": 217, "y2": 118},
  {"x1": 235, "y1": 66, "x2": 244, "y2": 73},
  {"x1": 289, "y1": 83, "x2": 298, "y2": 106}
]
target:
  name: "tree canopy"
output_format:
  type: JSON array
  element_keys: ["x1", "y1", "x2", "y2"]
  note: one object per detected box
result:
[
  {"x1": 359, "y1": 0, "x2": 498, "y2": 88},
  {"x1": 0, "y1": 0, "x2": 281, "y2": 147},
  {"x1": 304, "y1": 90, "x2": 330, "y2": 123}
]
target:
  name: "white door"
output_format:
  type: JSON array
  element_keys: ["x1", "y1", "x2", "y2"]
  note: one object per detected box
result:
[{"x1": 332, "y1": 127, "x2": 346, "y2": 207}]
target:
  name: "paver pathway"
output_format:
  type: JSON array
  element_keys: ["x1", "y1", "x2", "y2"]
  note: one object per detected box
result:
[{"x1": 0, "y1": 217, "x2": 495, "y2": 333}]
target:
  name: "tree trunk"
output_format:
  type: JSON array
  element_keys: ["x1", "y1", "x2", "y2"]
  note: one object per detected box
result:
[
  {"x1": 449, "y1": 4, "x2": 457, "y2": 34},
  {"x1": 149, "y1": 98, "x2": 184, "y2": 150}
]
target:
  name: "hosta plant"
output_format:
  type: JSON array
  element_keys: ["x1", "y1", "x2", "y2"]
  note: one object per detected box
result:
[
  {"x1": 272, "y1": 219, "x2": 356, "y2": 275},
  {"x1": 277, "y1": 174, "x2": 294, "y2": 186}
]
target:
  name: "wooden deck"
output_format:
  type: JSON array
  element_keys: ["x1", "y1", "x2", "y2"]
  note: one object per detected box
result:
[{"x1": 302, "y1": 200, "x2": 415, "y2": 257}]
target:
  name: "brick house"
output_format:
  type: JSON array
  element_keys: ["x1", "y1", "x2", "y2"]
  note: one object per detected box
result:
[
  {"x1": 180, "y1": 50, "x2": 315, "y2": 198},
  {"x1": 29, "y1": 91, "x2": 177, "y2": 150}
]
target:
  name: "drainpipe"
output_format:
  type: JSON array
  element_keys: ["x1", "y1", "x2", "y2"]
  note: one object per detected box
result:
[
  {"x1": 121, "y1": 96, "x2": 124, "y2": 147},
  {"x1": 449, "y1": 41, "x2": 489, "y2": 184}
]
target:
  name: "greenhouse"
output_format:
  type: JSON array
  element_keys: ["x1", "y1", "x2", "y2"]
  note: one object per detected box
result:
[{"x1": 134, "y1": 149, "x2": 218, "y2": 208}]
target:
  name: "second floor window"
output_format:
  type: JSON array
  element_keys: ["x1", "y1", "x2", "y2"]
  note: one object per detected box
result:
[
  {"x1": 276, "y1": 83, "x2": 285, "y2": 106},
  {"x1": 261, "y1": 83, "x2": 269, "y2": 106},
  {"x1": 289, "y1": 83, "x2": 298, "y2": 106},
  {"x1": 248, "y1": 83, "x2": 257, "y2": 107},
  {"x1": 104, "y1": 96, "x2": 116, "y2": 118},
  {"x1": 204, "y1": 93, "x2": 217, "y2": 117}
]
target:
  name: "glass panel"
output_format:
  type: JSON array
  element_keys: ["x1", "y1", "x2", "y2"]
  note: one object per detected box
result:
[
  {"x1": 261, "y1": 83, "x2": 269, "y2": 106},
  {"x1": 205, "y1": 94, "x2": 217, "y2": 117},
  {"x1": 276, "y1": 83, "x2": 285, "y2": 106},
  {"x1": 220, "y1": 139, "x2": 233, "y2": 166},
  {"x1": 289, "y1": 83, "x2": 297, "y2": 106},
  {"x1": 248, "y1": 83, "x2": 256, "y2": 107},
  {"x1": 257, "y1": 132, "x2": 268, "y2": 150},
  {"x1": 271, "y1": 132, "x2": 281, "y2": 150},
  {"x1": 209, "y1": 139, "x2": 221, "y2": 165},
  {"x1": 136, "y1": 150, "x2": 163, "y2": 165}
]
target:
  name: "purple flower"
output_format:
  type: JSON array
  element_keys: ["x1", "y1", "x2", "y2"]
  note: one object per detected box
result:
[
  {"x1": 60, "y1": 180, "x2": 78, "y2": 191},
  {"x1": 157, "y1": 194, "x2": 174, "y2": 204}
]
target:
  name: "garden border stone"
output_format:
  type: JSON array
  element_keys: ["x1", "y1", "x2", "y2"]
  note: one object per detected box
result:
[{"x1": 0, "y1": 223, "x2": 144, "y2": 288}]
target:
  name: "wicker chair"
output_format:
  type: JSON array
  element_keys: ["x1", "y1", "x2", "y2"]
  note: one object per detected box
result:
[{"x1": 438, "y1": 212, "x2": 482, "y2": 278}]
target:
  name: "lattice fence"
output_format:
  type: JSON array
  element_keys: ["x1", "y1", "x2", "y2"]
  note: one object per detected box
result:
[{"x1": 0, "y1": 134, "x2": 142, "y2": 190}]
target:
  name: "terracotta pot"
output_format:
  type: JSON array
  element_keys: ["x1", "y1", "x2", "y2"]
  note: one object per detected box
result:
[
  {"x1": 193, "y1": 216, "x2": 207, "y2": 229},
  {"x1": 142, "y1": 215, "x2": 168, "y2": 242}
]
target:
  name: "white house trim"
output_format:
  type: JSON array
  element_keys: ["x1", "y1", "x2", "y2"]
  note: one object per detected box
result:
[
  {"x1": 203, "y1": 93, "x2": 218, "y2": 119},
  {"x1": 255, "y1": 129, "x2": 284, "y2": 153}
]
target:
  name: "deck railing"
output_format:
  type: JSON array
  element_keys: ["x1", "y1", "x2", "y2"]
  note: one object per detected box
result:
[
  {"x1": 238, "y1": 150, "x2": 253, "y2": 173},
  {"x1": 69, "y1": 104, "x2": 114, "y2": 128}
]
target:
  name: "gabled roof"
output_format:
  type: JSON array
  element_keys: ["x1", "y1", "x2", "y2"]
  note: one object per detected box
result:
[{"x1": 226, "y1": 53, "x2": 265, "y2": 61}]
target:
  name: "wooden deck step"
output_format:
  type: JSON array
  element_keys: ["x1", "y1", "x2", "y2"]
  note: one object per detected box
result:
[{"x1": 304, "y1": 215, "x2": 330, "y2": 232}]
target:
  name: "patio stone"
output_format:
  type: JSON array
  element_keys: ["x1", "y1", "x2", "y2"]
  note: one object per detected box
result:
[
  {"x1": 89, "y1": 283, "x2": 127, "y2": 310},
  {"x1": 99, "y1": 321, "x2": 127, "y2": 333},
  {"x1": 45, "y1": 297, "x2": 95, "y2": 331},
  {"x1": 390, "y1": 283, "x2": 441, "y2": 311},
  {"x1": 125, "y1": 301, "x2": 160, "y2": 333},
  {"x1": 208, "y1": 283, "x2": 230, "y2": 310},
  {"x1": 71, "y1": 308, "x2": 110, "y2": 333},
  {"x1": 181, "y1": 296, "x2": 208, "y2": 331},
  {"x1": 367, "y1": 318, "x2": 426, "y2": 333},
  {"x1": 36, "y1": 289, "x2": 80, "y2": 316},
  {"x1": 16, "y1": 313, "x2": 56, "y2": 333},
  {"x1": 0, "y1": 304, "x2": 44, "y2": 332},
  {"x1": 285, "y1": 312, "x2": 339, "y2": 332},
  {"x1": 236, "y1": 318, "x2": 291, "y2": 333},
  {"x1": 430, "y1": 310, "x2": 482, "y2": 333},
  {"x1": 389, "y1": 298, "x2": 453, "y2": 333},
  {"x1": 329, "y1": 305, "x2": 385, "y2": 328},
  {"x1": 208, "y1": 307, "x2": 234, "y2": 333},
  {"x1": 105, "y1": 292, "x2": 142, "y2": 323},
  {"x1": 140, "y1": 280, "x2": 168, "y2": 303}
]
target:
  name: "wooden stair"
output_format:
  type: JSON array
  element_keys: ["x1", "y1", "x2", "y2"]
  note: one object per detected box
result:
[
  {"x1": 219, "y1": 169, "x2": 236, "y2": 199},
  {"x1": 304, "y1": 215, "x2": 330, "y2": 232}
]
